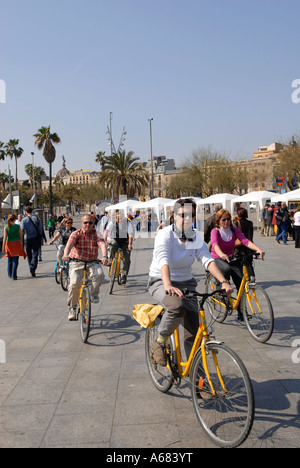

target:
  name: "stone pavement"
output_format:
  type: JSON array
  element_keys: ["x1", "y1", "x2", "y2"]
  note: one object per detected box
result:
[{"x1": 0, "y1": 230, "x2": 299, "y2": 448}]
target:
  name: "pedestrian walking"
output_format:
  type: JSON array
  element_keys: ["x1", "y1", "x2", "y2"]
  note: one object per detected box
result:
[
  {"x1": 47, "y1": 214, "x2": 56, "y2": 239},
  {"x1": 2, "y1": 214, "x2": 27, "y2": 280},
  {"x1": 293, "y1": 207, "x2": 300, "y2": 248},
  {"x1": 275, "y1": 202, "x2": 289, "y2": 245},
  {"x1": 21, "y1": 206, "x2": 43, "y2": 277}
]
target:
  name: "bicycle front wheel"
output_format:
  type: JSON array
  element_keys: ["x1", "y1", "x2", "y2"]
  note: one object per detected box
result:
[
  {"x1": 55, "y1": 265, "x2": 61, "y2": 284},
  {"x1": 241, "y1": 284, "x2": 274, "y2": 343},
  {"x1": 79, "y1": 287, "x2": 91, "y2": 343},
  {"x1": 145, "y1": 317, "x2": 174, "y2": 393},
  {"x1": 205, "y1": 274, "x2": 228, "y2": 323},
  {"x1": 60, "y1": 267, "x2": 69, "y2": 292},
  {"x1": 190, "y1": 343, "x2": 254, "y2": 448}
]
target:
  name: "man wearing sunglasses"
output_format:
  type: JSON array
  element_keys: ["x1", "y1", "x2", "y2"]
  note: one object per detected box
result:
[
  {"x1": 63, "y1": 214, "x2": 108, "y2": 321},
  {"x1": 148, "y1": 198, "x2": 233, "y2": 366}
]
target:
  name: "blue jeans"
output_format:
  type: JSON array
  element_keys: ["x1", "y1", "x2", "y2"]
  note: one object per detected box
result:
[
  {"x1": 276, "y1": 222, "x2": 288, "y2": 244},
  {"x1": 7, "y1": 256, "x2": 19, "y2": 280}
]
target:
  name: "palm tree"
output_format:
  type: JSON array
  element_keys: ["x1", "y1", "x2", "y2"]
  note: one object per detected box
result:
[
  {"x1": 99, "y1": 150, "x2": 149, "y2": 198},
  {"x1": 0, "y1": 141, "x2": 5, "y2": 161},
  {"x1": 25, "y1": 164, "x2": 46, "y2": 189},
  {"x1": 4, "y1": 139, "x2": 24, "y2": 190},
  {"x1": 33, "y1": 126, "x2": 61, "y2": 213},
  {"x1": 0, "y1": 172, "x2": 9, "y2": 190},
  {"x1": 95, "y1": 151, "x2": 106, "y2": 170}
]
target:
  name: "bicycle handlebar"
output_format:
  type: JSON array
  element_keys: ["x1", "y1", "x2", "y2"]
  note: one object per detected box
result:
[
  {"x1": 228, "y1": 252, "x2": 260, "y2": 262},
  {"x1": 165, "y1": 288, "x2": 227, "y2": 299}
]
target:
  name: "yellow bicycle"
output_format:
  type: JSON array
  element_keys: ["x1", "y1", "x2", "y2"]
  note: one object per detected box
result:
[
  {"x1": 77, "y1": 261, "x2": 92, "y2": 343},
  {"x1": 109, "y1": 248, "x2": 125, "y2": 294},
  {"x1": 206, "y1": 253, "x2": 274, "y2": 343},
  {"x1": 145, "y1": 289, "x2": 255, "y2": 448}
]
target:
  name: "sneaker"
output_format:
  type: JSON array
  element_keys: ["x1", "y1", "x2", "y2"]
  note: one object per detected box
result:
[
  {"x1": 91, "y1": 295, "x2": 99, "y2": 303},
  {"x1": 151, "y1": 341, "x2": 167, "y2": 367},
  {"x1": 68, "y1": 308, "x2": 77, "y2": 321},
  {"x1": 120, "y1": 273, "x2": 127, "y2": 285}
]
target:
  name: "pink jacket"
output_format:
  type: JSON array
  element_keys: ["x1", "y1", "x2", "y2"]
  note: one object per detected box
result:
[{"x1": 211, "y1": 227, "x2": 250, "y2": 259}]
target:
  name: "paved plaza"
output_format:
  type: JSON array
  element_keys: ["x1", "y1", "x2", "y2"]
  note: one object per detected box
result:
[{"x1": 0, "y1": 228, "x2": 299, "y2": 448}]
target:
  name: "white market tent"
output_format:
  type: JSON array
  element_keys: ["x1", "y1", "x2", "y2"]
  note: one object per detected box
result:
[
  {"x1": 1, "y1": 193, "x2": 12, "y2": 209},
  {"x1": 197, "y1": 193, "x2": 237, "y2": 212},
  {"x1": 231, "y1": 191, "x2": 276, "y2": 210},
  {"x1": 134, "y1": 197, "x2": 175, "y2": 221},
  {"x1": 164, "y1": 196, "x2": 203, "y2": 213},
  {"x1": 285, "y1": 188, "x2": 300, "y2": 201},
  {"x1": 105, "y1": 199, "x2": 144, "y2": 214},
  {"x1": 271, "y1": 188, "x2": 300, "y2": 203}
]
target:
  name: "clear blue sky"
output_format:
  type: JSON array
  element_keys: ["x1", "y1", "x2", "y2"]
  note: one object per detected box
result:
[{"x1": 1, "y1": 0, "x2": 300, "y2": 180}]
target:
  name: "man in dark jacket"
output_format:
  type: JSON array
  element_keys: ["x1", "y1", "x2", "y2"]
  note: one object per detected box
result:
[
  {"x1": 21, "y1": 206, "x2": 42, "y2": 276},
  {"x1": 275, "y1": 201, "x2": 289, "y2": 245},
  {"x1": 204, "y1": 203, "x2": 223, "y2": 244}
]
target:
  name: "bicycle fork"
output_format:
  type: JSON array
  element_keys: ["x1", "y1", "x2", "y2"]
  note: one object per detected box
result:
[{"x1": 199, "y1": 309, "x2": 228, "y2": 397}]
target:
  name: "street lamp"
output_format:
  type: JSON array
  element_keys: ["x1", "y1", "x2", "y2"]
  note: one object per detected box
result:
[
  {"x1": 148, "y1": 118, "x2": 154, "y2": 199},
  {"x1": 31, "y1": 152, "x2": 36, "y2": 208}
]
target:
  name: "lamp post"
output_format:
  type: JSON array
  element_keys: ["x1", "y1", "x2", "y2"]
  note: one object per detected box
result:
[
  {"x1": 148, "y1": 118, "x2": 154, "y2": 199},
  {"x1": 31, "y1": 152, "x2": 36, "y2": 208}
]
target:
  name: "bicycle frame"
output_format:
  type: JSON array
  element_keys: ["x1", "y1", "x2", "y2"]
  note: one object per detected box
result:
[
  {"x1": 170, "y1": 304, "x2": 227, "y2": 396},
  {"x1": 110, "y1": 250, "x2": 124, "y2": 278},
  {"x1": 78, "y1": 267, "x2": 88, "y2": 312},
  {"x1": 211, "y1": 262, "x2": 256, "y2": 311}
]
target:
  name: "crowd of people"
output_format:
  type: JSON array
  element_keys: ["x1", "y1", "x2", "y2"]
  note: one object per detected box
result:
[
  {"x1": 1, "y1": 198, "x2": 299, "y2": 333},
  {"x1": 259, "y1": 201, "x2": 300, "y2": 246}
]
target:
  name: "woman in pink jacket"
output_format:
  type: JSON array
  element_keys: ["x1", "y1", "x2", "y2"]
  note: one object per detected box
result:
[{"x1": 211, "y1": 209, "x2": 265, "y2": 319}]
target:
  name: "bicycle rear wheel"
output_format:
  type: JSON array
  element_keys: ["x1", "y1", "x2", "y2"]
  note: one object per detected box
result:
[
  {"x1": 79, "y1": 286, "x2": 91, "y2": 343},
  {"x1": 60, "y1": 266, "x2": 69, "y2": 292},
  {"x1": 117, "y1": 256, "x2": 125, "y2": 285},
  {"x1": 205, "y1": 274, "x2": 228, "y2": 323},
  {"x1": 241, "y1": 284, "x2": 274, "y2": 343},
  {"x1": 145, "y1": 317, "x2": 174, "y2": 393},
  {"x1": 109, "y1": 257, "x2": 117, "y2": 295},
  {"x1": 190, "y1": 343, "x2": 254, "y2": 448}
]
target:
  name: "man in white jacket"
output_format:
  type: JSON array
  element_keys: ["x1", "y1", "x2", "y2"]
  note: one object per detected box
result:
[{"x1": 148, "y1": 198, "x2": 233, "y2": 366}]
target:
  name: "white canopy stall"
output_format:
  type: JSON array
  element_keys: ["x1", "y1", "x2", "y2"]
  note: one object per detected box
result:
[
  {"x1": 285, "y1": 188, "x2": 300, "y2": 201},
  {"x1": 134, "y1": 197, "x2": 175, "y2": 222},
  {"x1": 105, "y1": 199, "x2": 144, "y2": 215},
  {"x1": 271, "y1": 188, "x2": 300, "y2": 202},
  {"x1": 231, "y1": 191, "x2": 275, "y2": 212},
  {"x1": 196, "y1": 193, "x2": 237, "y2": 232}
]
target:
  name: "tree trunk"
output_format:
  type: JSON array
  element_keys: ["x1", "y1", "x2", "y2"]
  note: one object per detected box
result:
[{"x1": 49, "y1": 162, "x2": 53, "y2": 214}]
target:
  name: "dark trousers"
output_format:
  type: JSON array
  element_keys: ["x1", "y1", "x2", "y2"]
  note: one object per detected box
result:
[
  {"x1": 25, "y1": 237, "x2": 39, "y2": 273},
  {"x1": 214, "y1": 258, "x2": 243, "y2": 291},
  {"x1": 295, "y1": 225, "x2": 300, "y2": 248},
  {"x1": 109, "y1": 240, "x2": 131, "y2": 275}
]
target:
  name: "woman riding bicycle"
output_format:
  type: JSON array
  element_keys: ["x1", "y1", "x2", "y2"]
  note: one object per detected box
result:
[
  {"x1": 148, "y1": 198, "x2": 233, "y2": 367},
  {"x1": 210, "y1": 209, "x2": 265, "y2": 319}
]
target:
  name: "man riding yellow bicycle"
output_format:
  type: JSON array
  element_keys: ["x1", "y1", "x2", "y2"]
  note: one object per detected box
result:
[
  {"x1": 104, "y1": 210, "x2": 134, "y2": 285},
  {"x1": 63, "y1": 214, "x2": 108, "y2": 321}
]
